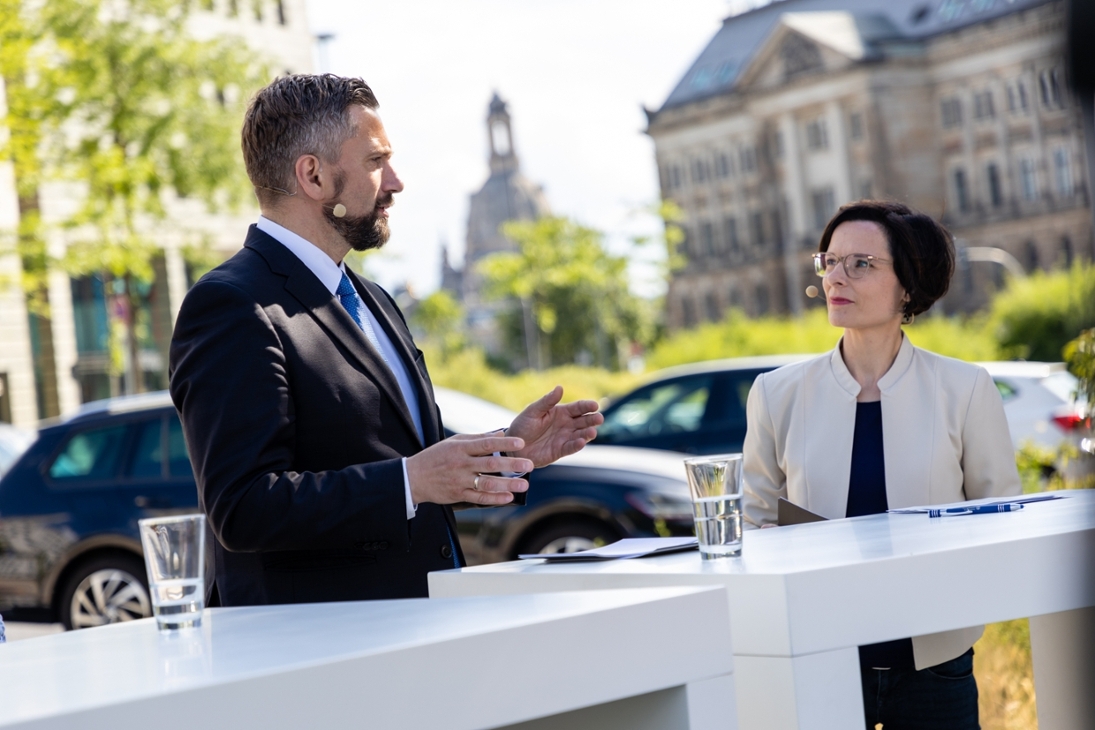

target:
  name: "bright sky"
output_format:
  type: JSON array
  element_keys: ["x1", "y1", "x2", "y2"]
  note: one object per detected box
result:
[{"x1": 305, "y1": 0, "x2": 753, "y2": 298}]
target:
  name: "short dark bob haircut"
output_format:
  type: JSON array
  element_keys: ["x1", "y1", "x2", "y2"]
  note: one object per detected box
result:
[{"x1": 818, "y1": 200, "x2": 955, "y2": 318}]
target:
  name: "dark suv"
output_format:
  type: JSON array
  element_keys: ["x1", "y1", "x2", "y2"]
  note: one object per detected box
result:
[
  {"x1": 1, "y1": 388, "x2": 697, "y2": 627},
  {"x1": 0, "y1": 393, "x2": 194, "y2": 629},
  {"x1": 595, "y1": 355, "x2": 808, "y2": 455}
]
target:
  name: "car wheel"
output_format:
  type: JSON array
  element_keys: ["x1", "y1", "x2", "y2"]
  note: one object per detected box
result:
[
  {"x1": 59, "y1": 554, "x2": 152, "y2": 630},
  {"x1": 521, "y1": 520, "x2": 619, "y2": 556}
]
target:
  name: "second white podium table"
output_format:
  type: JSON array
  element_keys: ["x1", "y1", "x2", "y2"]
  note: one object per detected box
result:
[{"x1": 431, "y1": 490, "x2": 1095, "y2": 730}]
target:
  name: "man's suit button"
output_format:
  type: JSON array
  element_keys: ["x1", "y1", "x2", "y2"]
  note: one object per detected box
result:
[{"x1": 441, "y1": 545, "x2": 453, "y2": 559}]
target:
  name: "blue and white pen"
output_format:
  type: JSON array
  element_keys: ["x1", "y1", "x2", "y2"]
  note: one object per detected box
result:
[{"x1": 929, "y1": 503, "x2": 1025, "y2": 518}]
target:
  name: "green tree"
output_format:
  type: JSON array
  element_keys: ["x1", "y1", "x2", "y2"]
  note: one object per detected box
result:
[
  {"x1": 478, "y1": 216, "x2": 652, "y2": 372},
  {"x1": 411, "y1": 290, "x2": 465, "y2": 359},
  {"x1": 2, "y1": 0, "x2": 266, "y2": 399},
  {"x1": 989, "y1": 261, "x2": 1095, "y2": 362}
]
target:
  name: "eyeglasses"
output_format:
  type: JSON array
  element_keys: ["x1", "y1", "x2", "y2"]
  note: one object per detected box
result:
[{"x1": 812, "y1": 252, "x2": 892, "y2": 279}]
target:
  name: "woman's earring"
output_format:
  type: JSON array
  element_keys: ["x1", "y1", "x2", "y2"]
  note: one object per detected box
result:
[{"x1": 901, "y1": 311, "x2": 915, "y2": 325}]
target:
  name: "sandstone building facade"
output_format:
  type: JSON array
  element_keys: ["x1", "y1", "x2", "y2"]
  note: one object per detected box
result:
[{"x1": 648, "y1": 0, "x2": 1091, "y2": 329}]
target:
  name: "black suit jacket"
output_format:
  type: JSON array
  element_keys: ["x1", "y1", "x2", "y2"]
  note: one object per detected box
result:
[{"x1": 169, "y1": 225, "x2": 464, "y2": 606}]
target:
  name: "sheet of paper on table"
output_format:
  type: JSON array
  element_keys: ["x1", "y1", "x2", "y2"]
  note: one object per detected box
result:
[
  {"x1": 887, "y1": 493, "x2": 1062, "y2": 514},
  {"x1": 518, "y1": 537, "x2": 699, "y2": 562}
]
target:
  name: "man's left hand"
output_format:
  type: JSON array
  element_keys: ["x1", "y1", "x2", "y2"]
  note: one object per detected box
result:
[{"x1": 507, "y1": 386, "x2": 603, "y2": 469}]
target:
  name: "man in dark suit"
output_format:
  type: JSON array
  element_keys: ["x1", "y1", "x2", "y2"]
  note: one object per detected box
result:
[{"x1": 169, "y1": 74, "x2": 602, "y2": 607}]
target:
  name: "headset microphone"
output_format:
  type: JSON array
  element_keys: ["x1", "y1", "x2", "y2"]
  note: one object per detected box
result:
[{"x1": 805, "y1": 285, "x2": 819, "y2": 298}]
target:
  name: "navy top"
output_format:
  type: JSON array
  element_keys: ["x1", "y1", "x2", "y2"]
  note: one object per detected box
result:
[{"x1": 846, "y1": 401, "x2": 915, "y2": 671}]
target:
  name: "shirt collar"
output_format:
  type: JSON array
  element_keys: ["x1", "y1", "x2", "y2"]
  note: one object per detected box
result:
[{"x1": 257, "y1": 216, "x2": 345, "y2": 295}]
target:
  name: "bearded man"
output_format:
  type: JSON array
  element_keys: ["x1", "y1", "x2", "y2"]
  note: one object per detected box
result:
[{"x1": 169, "y1": 74, "x2": 601, "y2": 607}]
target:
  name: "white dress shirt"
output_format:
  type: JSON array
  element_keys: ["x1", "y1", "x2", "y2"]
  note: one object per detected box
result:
[{"x1": 257, "y1": 216, "x2": 421, "y2": 519}]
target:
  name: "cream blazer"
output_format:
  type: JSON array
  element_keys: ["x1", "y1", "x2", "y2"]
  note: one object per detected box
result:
[{"x1": 742, "y1": 335, "x2": 1021, "y2": 669}]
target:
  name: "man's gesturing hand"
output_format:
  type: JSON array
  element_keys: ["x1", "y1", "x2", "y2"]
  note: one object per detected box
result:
[
  {"x1": 507, "y1": 386, "x2": 603, "y2": 469},
  {"x1": 406, "y1": 434, "x2": 533, "y2": 507}
]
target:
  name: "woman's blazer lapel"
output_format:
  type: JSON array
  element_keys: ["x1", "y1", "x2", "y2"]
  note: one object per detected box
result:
[{"x1": 879, "y1": 337, "x2": 934, "y2": 510}]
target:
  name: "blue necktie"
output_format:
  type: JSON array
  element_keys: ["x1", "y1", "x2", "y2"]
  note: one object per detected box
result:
[
  {"x1": 336, "y1": 272, "x2": 461, "y2": 569},
  {"x1": 336, "y1": 272, "x2": 387, "y2": 364}
]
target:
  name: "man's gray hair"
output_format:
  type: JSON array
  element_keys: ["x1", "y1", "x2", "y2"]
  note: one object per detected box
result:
[{"x1": 241, "y1": 74, "x2": 378, "y2": 207}]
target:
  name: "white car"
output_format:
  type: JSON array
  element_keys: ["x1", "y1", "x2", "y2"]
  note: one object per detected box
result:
[{"x1": 979, "y1": 362, "x2": 1088, "y2": 452}]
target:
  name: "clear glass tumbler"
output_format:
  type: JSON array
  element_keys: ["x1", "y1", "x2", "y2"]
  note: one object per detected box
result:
[
  {"x1": 138, "y1": 514, "x2": 206, "y2": 630},
  {"x1": 684, "y1": 454, "x2": 744, "y2": 559}
]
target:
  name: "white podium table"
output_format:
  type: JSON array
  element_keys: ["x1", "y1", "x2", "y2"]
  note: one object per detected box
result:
[
  {"x1": 431, "y1": 491, "x2": 1095, "y2": 730},
  {"x1": 0, "y1": 587, "x2": 737, "y2": 730}
]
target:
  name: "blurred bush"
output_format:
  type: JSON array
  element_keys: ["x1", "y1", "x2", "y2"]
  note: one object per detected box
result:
[
  {"x1": 645, "y1": 307, "x2": 999, "y2": 371},
  {"x1": 422, "y1": 346, "x2": 641, "y2": 413},
  {"x1": 975, "y1": 619, "x2": 1037, "y2": 730},
  {"x1": 990, "y1": 261, "x2": 1095, "y2": 362}
]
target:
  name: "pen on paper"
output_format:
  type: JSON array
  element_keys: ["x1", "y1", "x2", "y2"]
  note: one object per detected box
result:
[{"x1": 928, "y1": 504, "x2": 1024, "y2": 518}]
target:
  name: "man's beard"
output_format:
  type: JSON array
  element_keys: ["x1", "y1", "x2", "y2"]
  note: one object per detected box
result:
[{"x1": 324, "y1": 172, "x2": 394, "y2": 252}]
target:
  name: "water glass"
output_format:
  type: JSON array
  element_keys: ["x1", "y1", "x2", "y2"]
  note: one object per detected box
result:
[
  {"x1": 684, "y1": 454, "x2": 744, "y2": 559},
  {"x1": 139, "y1": 514, "x2": 206, "y2": 631}
]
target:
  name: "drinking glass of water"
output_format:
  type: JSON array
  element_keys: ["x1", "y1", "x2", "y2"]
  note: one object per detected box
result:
[
  {"x1": 684, "y1": 454, "x2": 744, "y2": 559},
  {"x1": 138, "y1": 514, "x2": 206, "y2": 631}
]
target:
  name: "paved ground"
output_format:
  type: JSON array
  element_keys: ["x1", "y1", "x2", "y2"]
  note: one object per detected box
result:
[{"x1": 4, "y1": 622, "x2": 65, "y2": 642}]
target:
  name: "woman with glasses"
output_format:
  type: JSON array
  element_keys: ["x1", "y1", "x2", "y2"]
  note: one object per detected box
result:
[{"x1": 742, "y1": 200, "x2": 1020, "y2": 729}]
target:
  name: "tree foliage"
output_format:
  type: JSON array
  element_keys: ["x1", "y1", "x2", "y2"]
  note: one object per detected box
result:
[
  {"x1": 478, "y1": 216, "x2": 652, "y2": 371},
  {"x1": 411, "y1": 290, "x2": 465, "y2": 358},
  {"x1": 989, "y1": 261, "x2": 1095, "y2": 362},
  {"x1": 1, "y1": 0, "x2": 267, "y2": 392}
]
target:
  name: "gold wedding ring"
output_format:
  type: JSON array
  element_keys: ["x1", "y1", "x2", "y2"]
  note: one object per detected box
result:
[{"x1": 473, "y1": 475, "x2": 481, "y2": 491}]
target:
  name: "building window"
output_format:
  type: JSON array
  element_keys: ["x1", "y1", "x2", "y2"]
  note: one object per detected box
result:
[
  {"x1": 755, "y1": 284, "x2": 770, "y2": 316},
  {"x1": 1025, "y1": 240, "x2": 1039, "y2": 270},
  {"x1": 1054, "y1": 148, "x2": 1073, "y2": 197},
  {"x1": 692, "y1": 158, "x2": 708, "y2": 183},
  {"x1": 849, "y1": 112, "x2": 864, "y2": 141},
  {"x1": 773, "y1": 131, "x2": 784, "y2": 158},
  {"x1": 805, "y1": 119, "x2": 828, "y2": 151},
  {"x1": 701, "y1": 222, "x2": 715, "y2": 256},
  {"x1": 740, "y1": 146, "x2": 757, "y2": 174},
  {"x1": 986, "y1": 163, "x2": 1003, "y2": 207},
  {"x1": 715, "y1": 152, "x2": 732, "y2": 178},
  {"x1": 973, "y1": 90, "x2": 995, "y2": 120},
  {"x1": 227, "y1": 0, "x2": 238, "y2": 15},
  {"x1": 252, "y1": 0, "x2": 263, "y2": 21},
  {"x1": 276, "y1": 0, "x2": 286, "y2": 24},
  {"x1": 705, "y1": 292, "x2": 720, "y2": 322},
  {"x1": 750, "y1": 211, "x2": 765, "y2": 246},
  {"x1": 724, "y1": 217, "x2": 739, "y2": 252},
  {"x1": 1019, "y1": 158, "x2": 1037, "y2": 201},
  {"x1": 671, "y1": 164, "x2": 683, "y2": 189},
  {"x1": 681, "y1": 296, "x2": 696, "y2": 327},
  {"x1": 941, "y1": 97, "x2": 963, "y2": 128},
  {"x1": 954, "y1": 169, "x2": 970, "y2": 212},
  {"x1": 1040, "y1": 68, "x2": 1064, "y2": 109},
  {"x1": 728, "y1": 286, "x2": 741, "y2": 309},
  {"x1": 1007, "y1": 81, "x2": 1029, "y2": 113},
  {"x1": 811, "y1": 187, "x2": 836, "y2": 230}
]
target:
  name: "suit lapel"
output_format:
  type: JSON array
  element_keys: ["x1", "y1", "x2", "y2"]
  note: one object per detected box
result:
[
  {"x1": 350, "y1": 271, "x2": 442, "y2": 446},
  {"x1": 245, "y1": 229, "x2": 423, "y2": 446}
]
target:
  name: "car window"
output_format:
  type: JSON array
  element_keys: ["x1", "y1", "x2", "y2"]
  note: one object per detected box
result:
[
  {"x1": 600, "y1": 377, "x2": 712, "y2": 439},
  {"x1": 1041, "y1": 371, "x2": 1079, "y2": 404},
  {"x1": 167, "y1": 415, "x2": 193, "y2": 479},
  {"x1": 48, "y1": 425, "x2": 128, "y2": 481},
  {"x1": 128, "y1": 418, "x2": 164, "y2": 479},
  {"x1": 993, "y1": 379, "x2": 1017, "y2": 402}
]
